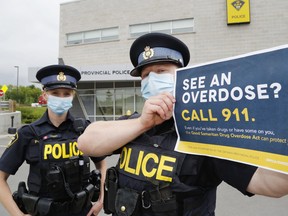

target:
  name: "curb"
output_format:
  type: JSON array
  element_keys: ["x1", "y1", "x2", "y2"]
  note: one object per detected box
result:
[{"x1": 0, "y1": 134, "x2": 12, "y2": 138}]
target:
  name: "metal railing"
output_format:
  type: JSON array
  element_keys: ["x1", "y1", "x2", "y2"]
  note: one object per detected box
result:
[{"x1": 0, "y1": 100, "x2": 16, "y2": 112}]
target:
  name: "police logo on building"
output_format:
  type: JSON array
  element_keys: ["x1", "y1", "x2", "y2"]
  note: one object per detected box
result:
[
  {"x1": 143, "y1": 46, "x2": 154, "y2": 59},
  {"x1": 232, "y1": 0, "x2": 245, "y2": 11},
  {"x1": 57, "y1": 72, "x2": 67, "y2": 81}
]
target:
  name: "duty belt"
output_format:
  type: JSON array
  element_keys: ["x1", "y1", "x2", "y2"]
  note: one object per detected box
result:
[
  {"x1": 104, "y1": 167, "x2": 178, "y2": 215},
  {"x1": 16, "y1": 184, "x2": 95, "y2": 216},
  {"x1": 112, "y1": 186, "x2": 178, "y2": 216}
]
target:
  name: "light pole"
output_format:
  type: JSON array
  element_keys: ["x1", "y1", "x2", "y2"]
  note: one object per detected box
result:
[{"x1": 14, "y1": 66, "x2": 19, "y2": 103}]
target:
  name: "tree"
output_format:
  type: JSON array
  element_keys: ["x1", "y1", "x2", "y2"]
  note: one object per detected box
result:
[{"x1": 0, "y1": 85, "x2": 42, "y2": 105}]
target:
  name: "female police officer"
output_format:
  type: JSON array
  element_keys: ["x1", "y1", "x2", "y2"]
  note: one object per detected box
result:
[
  {"x1": 77, "y1": 33, "x2": 288, "y2": 216},
  {"x1": 0, "y1": 65, "x2": 106, "y2": 216}
]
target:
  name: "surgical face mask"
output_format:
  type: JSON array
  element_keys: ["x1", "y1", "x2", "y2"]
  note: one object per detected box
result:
[
  {"x1": 141, "y1": 72, "x2": 175, "y2": 99},
  {"x1": 47, "y1": 95, "x2": 73, "y2": 115}
]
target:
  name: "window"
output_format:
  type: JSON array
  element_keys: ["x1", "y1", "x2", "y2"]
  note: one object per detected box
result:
[
  {"x1": 172, "y1": 19, "x2": 194, "y2": 33},
  {"x1": 96, "y1": 89, "x2": 114, "y2": 118},
  {"x1": 101, "y1": 28, "x2": 119, "y2": 41},
  {"x1": 115, "y1": 87, "x2": 138, "y2": 116},
  {"x1": 78, "y1": 81, "x2": 144, "y2": 121},
  {"x1": 67, "y1": 32, "x2": 83, "y2": 45},
  {"x1": 130, "y1": 23, "x2": 150, "y2": 38},
  {"x1": 129, "y1": 18, "x2": 194, "y2": 38},
  {"x1": 67, "y1": 27, "x2": 119, "y2": 45},
  {"x1": 151, "y1": 21, "x2": 171, "y2": 34},
  {"x1": 84, "y1": 30, "x2": 101, "y2": 43}
]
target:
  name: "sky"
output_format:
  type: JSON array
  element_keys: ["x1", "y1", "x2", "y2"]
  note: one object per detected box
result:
[{"x1": 0, "y1": 0, "x2": 73, "y2": 87}]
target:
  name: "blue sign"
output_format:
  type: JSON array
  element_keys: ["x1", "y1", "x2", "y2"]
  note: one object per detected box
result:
[{"x1": 174, "y1": 45, "x2": 288, "y2": 174}]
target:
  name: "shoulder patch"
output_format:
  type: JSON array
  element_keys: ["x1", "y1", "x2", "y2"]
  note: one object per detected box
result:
[{"x1": 7, "y1": 133, "x2": 18, "y2": 148}]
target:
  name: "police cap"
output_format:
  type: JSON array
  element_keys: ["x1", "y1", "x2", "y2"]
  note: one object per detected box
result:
[
  {"x1": 129, "y1": 32, "x2": 190, "y2": 77},
  {"x1": 36, "y1": 64, "x2": 81, "y2": 90}
]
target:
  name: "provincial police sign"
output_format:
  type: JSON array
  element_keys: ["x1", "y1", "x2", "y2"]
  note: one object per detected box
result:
[
  {"x1": 79, "y1": 64, "x2": 140, "y2": 81},
  {"x1": 174, "y1": 45, "x2": 288, "y2": 174}
]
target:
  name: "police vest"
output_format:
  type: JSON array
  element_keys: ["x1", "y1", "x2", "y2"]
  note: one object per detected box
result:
[
  {"x1": 115, "y1": 116, "x2": 204, "y2": 193},
  {"x1": 113, "y1": 121, "x2": 220, "y2": 215},
  {"x1": 115, "y1": 124, "x2": 188, "y2": 191},
  {"x1": 26, "y1": 122, "x2": 91, "y2": 200}
]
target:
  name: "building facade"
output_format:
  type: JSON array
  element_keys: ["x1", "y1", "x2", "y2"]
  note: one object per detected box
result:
[{"x1": 29, "y1": 0, "x2": 288, "y2": 121}]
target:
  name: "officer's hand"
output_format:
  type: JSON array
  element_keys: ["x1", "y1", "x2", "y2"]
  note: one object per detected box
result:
[
  {"x1": 86, "y1": 200, "x2": 103, "y2": 216},
  {"x1": 139, "y1": 92, "x2": 175, "y2": 128}
]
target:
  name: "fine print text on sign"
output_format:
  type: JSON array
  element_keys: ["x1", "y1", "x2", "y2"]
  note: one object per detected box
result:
[{"x1": 174, "y1": 45, "x2": 288, "y2": 174}]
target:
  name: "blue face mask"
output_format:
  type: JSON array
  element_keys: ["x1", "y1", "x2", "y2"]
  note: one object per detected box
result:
[
  {"x1": 141, "y1": 72, "x2": 175, "y2": 99},
  {"x1": 47, "y1": 95, "x2": 73, "y2": 115}
]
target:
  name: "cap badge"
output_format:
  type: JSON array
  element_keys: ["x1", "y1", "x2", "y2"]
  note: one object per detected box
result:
[
  {"x1": 57, "y1": 72, "x2": 66, "y2": 81},
  {"x1": 143, "y1": 46, "x2": 154, "y2": 60}
]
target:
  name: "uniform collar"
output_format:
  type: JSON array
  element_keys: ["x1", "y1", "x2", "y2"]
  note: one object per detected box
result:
[{"x1": 34, "y1": 110, "x2": 74, "y2": 127}]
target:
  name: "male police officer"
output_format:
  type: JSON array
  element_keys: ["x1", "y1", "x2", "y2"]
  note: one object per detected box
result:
[
  {"x1": 78, "y1": 33, "x2": 288, "y2": 216},
  {"x1": 0, "y1": 65, "x2": 106, "y2": 216}
]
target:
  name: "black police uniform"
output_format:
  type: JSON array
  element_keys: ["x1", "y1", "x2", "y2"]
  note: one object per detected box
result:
[
  {"x1": 105, "y1": 118, "x2": 256, "y2": 216},
  {"x1": 103, "y1": 33, "x2": 258, "y2": 216},
  {"x1": 0, "y1": 65, "x2": 105, "y2": 216}
]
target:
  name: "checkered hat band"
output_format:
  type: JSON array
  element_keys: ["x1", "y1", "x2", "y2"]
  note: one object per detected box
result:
[
  {"x1": 138, "y1": 47, "x2": 183, "y2": 64},
  {"x1": 41, "y1": 75, "x2": 76, "y2": 85}
]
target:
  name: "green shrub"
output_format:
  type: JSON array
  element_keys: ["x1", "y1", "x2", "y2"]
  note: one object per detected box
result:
[{"x1": 17, "y1": 106, "x2": 47, "y2": 124}]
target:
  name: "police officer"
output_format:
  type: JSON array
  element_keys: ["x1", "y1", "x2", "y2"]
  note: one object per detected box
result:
[
  {"x1": 77, "y1": 33, "x2": 288, "y2": 216},
  {"x1": 0, "y1": 64, "x2": 106, "y2": 216}
]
